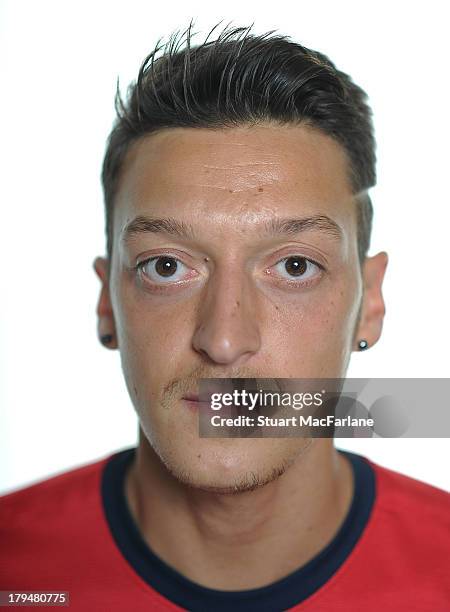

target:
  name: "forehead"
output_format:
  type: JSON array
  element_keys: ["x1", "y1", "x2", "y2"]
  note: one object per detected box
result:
[{"x1": 113, "y1": 123, "x2": 355, "y2": 235}]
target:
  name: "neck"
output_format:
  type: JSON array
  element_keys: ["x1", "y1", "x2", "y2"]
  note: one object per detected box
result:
[{"x1": 125, "y1": 434, "x2": 353, "y2": 590}]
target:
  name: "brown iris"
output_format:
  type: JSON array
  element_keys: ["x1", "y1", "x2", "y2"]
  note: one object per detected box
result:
[
  {"x1": 155, "y1": 256, "x2": 178, "y2": 277},
  {"x1": 284, "y1": 257, "x2": 307, "y2": 276}
]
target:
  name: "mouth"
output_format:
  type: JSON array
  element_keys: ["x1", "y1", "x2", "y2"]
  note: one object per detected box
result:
[
  {"x1": 182, "y1": 393, "x2": 212, "y2": 412},
  {"x1": 182, "y1": 391, "x2": 267, "y2": 439},
  {"x1": 181, "y1": 392, "x2": 265, "y2": 418}
]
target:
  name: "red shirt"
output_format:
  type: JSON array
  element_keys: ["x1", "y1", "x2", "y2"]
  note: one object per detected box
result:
[{"x1": 1, "y1": 448, "x2": 449, "y2": 611}]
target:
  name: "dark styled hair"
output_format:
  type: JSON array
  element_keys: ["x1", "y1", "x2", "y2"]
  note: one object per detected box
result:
[{"x1": 101, "y1": 23, "x2": 375, "y2": 261}]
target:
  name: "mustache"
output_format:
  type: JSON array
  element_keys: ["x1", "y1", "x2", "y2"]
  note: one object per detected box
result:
[{"x1": 161, "y1": 364, "x2": 282, "y2": 405}]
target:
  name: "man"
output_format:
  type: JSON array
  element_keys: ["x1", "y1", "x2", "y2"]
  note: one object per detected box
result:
[{"x1": 1, "y1": 24, "x2": 449, "y2": 611}]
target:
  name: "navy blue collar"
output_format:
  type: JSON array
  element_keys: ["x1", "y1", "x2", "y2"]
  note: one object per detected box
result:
[{"x1": 102, "y1": 447, "x2": 375, "y2": 611}]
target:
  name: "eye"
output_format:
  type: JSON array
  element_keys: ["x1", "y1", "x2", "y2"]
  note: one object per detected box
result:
[
  {"x1": 137, "y1": 256, "x2": 192, "y2": 284},
  {"x1": 272, "y1": 256, "x2": 322, "y2": 281}
]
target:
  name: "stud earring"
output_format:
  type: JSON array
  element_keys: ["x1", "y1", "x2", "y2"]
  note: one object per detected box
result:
[
  {"x1": 100, "y1": 334, "x2": 113, "y2": 345},
  {"x1": 358, "y1": 339, "x2": 369, "y2": 351}
]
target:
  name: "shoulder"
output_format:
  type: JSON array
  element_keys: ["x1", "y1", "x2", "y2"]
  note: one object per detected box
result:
[
  {"x1": 0, "y1": 451, "x2": 114, "y2": 527},
  {"x1": 370, "y1": 458, "x2": 449, "y2": 517},
  {"x1": 366, "y1": 457, "x2": 449, "y2": 551},
  {"x1": 0, "y1": 450, "x2": 131, "y2": 590}
]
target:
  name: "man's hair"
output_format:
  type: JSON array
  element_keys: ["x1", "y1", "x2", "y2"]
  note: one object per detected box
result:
[{"x1": 102, "y1": 23, "x2": 375, "y2": 262}]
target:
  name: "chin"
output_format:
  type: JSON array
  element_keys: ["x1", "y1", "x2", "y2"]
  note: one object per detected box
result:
[{"x1": 157, "y1": 437, "x2": 306, "y2": 494}]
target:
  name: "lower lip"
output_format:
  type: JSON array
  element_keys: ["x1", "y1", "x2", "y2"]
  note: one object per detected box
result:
[
  {"x1": 182, "y1": 399, "x2": 212, "y2": 413},
  {"x1": 182, "y1": 399, "x2": 245, "y2": 418}
]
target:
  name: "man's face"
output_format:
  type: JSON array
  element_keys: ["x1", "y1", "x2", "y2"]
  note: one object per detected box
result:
[{"x1": 95, "y1": 123, "x2": 387, "y2": 491}]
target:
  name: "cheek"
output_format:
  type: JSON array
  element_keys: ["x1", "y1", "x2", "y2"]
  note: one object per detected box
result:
[
  {"x1": 261, "y1": 281, "x2": 360, "y2": 375},
  {"x1": 113, "y1": 266, "x2": 191, "y2": 344},
  {"x1": 112, "y1": 278, "x2": 195, "y2": 396},
  {"x1": 310, "y1": 288, "x2": 358, "y2": 337}
]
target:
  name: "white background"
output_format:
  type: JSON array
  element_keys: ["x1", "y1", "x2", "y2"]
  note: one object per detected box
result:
[{"x1": 1, "y1": 0, "x2": 449, "y2": 494}]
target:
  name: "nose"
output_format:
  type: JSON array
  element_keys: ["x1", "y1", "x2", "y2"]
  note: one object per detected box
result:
[{"x1": 192, "y1": 267, "x2": 261, "y2": 366}]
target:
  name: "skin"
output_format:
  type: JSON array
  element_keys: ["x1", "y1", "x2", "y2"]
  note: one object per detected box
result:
[{"x1": 94, "y1": 123, "x2": 388, "y2": 589}]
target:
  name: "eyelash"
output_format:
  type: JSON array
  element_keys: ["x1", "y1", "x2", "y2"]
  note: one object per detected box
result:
[
  {"x1": 267, "y1": 257, "x2": 325, "y2": 289},
  {"x1": 133, "y1": 254, "x2": 325, "y2": 289},
  {"x1": 133, "y1": 255, "x2": 196, "y2": 289}
]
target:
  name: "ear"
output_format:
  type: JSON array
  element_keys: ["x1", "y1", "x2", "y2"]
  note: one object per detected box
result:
[
  {"x1": 354, "y1": 251, "x2": 388, "y2": 351},
  {"x1": 93, "y1": 256, "x2": 118, "y2": 349}
]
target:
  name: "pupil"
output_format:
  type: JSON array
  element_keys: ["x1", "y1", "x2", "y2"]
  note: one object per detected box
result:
[
  {"x1": 155, "y1": 257, "x2": 177, "y2": 277},
  {"x1": 285, "y1": 257, "x2": 307, "y2": 276}
]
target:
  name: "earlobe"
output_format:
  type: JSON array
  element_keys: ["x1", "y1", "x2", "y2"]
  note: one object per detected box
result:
[
  {"x1": 354, "y1": 251, "x2": 388, "y2": 351},
  {"x1": 93, "y1": 256, "x2": 118, "y2": 350}
]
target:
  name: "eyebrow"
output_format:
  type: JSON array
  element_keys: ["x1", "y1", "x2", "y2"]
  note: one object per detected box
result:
[
  {"x1": 121, "y1": 214, "x2": 343, "y2": 244},
  {"x1": 121, "y1": 216, "x2": 195, "y2": 244}
]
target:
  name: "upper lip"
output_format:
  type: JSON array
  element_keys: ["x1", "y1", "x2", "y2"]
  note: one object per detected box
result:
[{"x1": 183, "y1": 393, "x2": 209, "y2": 403}]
